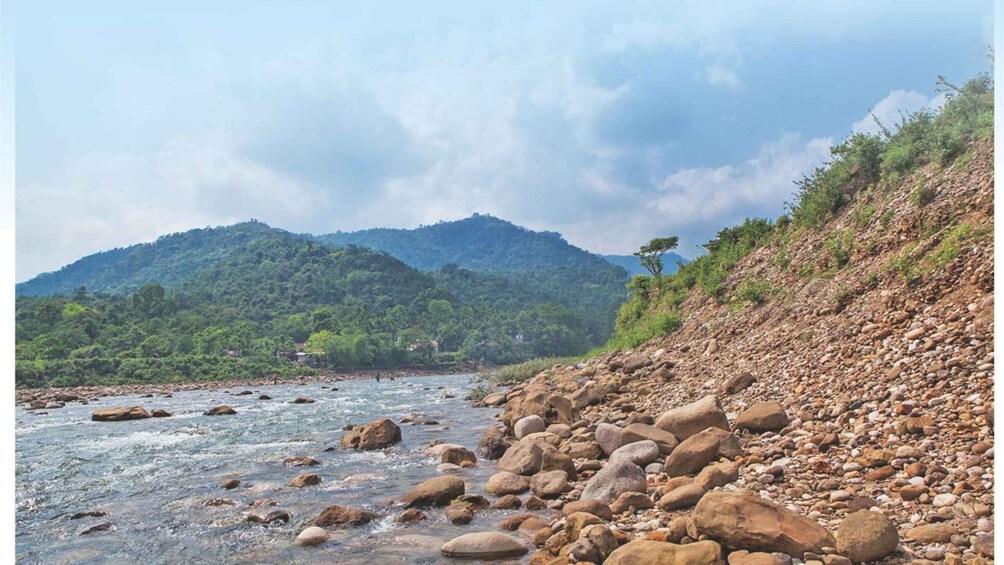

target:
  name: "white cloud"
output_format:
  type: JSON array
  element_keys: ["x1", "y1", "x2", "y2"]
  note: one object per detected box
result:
[{"x1": 852, "y1": 89, "x2": 947, "y2": 135}]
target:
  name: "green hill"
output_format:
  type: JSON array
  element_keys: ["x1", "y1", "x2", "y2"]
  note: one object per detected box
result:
[
  {"x1": 316, "y1": 213, "x2": 620, "y2": 273},
  {"x1": 15, "y1": 219, "x2": 634, "y2": 387}
]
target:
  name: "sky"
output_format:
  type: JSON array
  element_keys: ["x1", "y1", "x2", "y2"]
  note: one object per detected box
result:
[{"x1": 12, "y1": 0, "x2": 993, "y2": 281}]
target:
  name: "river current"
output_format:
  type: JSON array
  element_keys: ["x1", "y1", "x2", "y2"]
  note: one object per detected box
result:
[{"x1": 15, "y1": 374, "x2": 523, "y2": 564}]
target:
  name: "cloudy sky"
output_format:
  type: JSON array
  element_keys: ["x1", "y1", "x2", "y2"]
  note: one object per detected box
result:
[{"x1": 13, "y1": 1, "x2": 992, "y2": 281}]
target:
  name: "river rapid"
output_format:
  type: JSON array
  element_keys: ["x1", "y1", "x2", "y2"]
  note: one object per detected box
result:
[{"x1": 15, "y1": 374, "x2": 520, "y2": 564}]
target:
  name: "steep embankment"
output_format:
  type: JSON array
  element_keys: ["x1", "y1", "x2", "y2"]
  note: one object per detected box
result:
[{"x1": 474, "y1": 109, "x2": 993, "y2": 560}]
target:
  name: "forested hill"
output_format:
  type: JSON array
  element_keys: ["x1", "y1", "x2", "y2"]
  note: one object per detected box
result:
[
  {"x1": 15, "y1": 219, "x2": 633, "y2": 387},
  {"x1": 316, "y1": 214, "x2": 623, "y2": 274},
  {"x1": 16, "y1": 220, "x2": 305, "y2": 297}
]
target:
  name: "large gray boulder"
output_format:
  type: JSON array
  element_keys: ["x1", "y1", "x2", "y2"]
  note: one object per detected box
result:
[
  {"x1": 595, "y1": 423, "x2": 623, "y2": 456},
  {"x1": 580, "y1": 460, "x2": 647, "y2": 503},
  {"x1": 609, "y1": 440, "x2": 660, "y2": 466}
]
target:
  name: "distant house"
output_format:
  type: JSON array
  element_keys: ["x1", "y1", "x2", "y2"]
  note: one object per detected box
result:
[
  {"x1": 223, "y1": 349, "x2": 239, "y2": 357},
  {"x1": 514, "y1": 334, "x2": 524, "y2": 342},
  {"x1": 407, "y1": 340, "x2": 440, "y2": 354}
]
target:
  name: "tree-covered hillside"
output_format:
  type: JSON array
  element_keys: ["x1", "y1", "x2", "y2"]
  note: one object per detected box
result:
[
  {"x1": 317, "y1": 213, "x2": 620, "y2": 273},
  {"x1": 17, "y1": 220, "x2": 313, "y2": 297},
  {"x1": 15, "y1": 220, "x2": 633, "y2": 387}
]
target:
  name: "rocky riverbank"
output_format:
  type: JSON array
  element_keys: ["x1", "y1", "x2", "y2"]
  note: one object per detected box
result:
[{"x1": 15, "y1": 366, "x2": 474, "y2": 408}]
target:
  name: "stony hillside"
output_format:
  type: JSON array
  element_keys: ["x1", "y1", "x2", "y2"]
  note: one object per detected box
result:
[{"x1": 468, "y1": 130, "x2": 993, "y2": 560}]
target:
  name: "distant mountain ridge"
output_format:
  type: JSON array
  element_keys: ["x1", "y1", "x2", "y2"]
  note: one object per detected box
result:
[
  {"x1": 316, "y1": 214, "x2": 623, "y2": 274},
  {"x1": 17, "y1": 221, "x2": 307, "y2": 297}
]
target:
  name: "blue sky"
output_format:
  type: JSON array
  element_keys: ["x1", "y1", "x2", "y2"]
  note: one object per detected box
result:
[{"x1": 13, "y1": 1, "x2": 993, "y2": 280}]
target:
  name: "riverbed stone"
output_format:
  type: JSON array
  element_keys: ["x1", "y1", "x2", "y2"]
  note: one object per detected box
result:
[
  {"x1": 595, "y1": 423, "x2": 623, "y2": 455},
  {"x1": 514, "y1": 415, "x2": 546, "y2": 439},
  {"x1": 91, "y1": 406, "x2": 150, "y2": 421},
  {"x1": 530, "y1": 470, "x2": 569, "y2": 498},
  {"x1": 314, "y1": 505, "x2": 377, "y2": 528},
  {"x1": 485, "y1": 471, "x2": 531, "y2": 495},
  {"x1": 580, "y1": 460, "x2": 647, "y2": 502},
  {"x1": 340, "y1": 418, "x2": 402, "y2": 450},
  {"x1": 835, "y1": 510, "x2": 899, "y2": 563},
  {"x1": 440, "y1": 532, "x2": 529, "y2": 559},
  {"x1": 735, "y1": 401, "x2": 789, "y2": 433},
  {"x1": 655, "y1": 395, "x2": 729, "y2": 440},
  {"x1": 605, "y1": 539, "x2": 722, "y2": 565},
  {"x1": 663, "y1": 428, "x2": 721, "y2": 477},
  {"x1": 289, "y1": 473, "x2": 321, "y2": 488},
  {"x1": 295, "y1": 526, "x2": 329, "y2": 546},
  {"x1": 204, "y1": 405, "x2": 236, "y2": 416},
  {"x1": 401, "y1": 476, "x2": 465, "y2": 508},
  {"x1": 693, "y1": 491, "x2": 835, "y2": 555},
  {"x1": 610, "y1": 440, "x2": 661, "y2": 466},
  {"x1": 620, "y1": 423, "x2": 679, "y2": 455}
]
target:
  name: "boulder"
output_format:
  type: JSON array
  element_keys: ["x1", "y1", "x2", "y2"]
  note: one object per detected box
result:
[
  {"x1": 567, "y1": 524, "x2": 619, "y2": 563},
  {"x1": 247, "y1": 509, "x2": 291, "y2": 524},
  {"x1": 530, "y1": 470, "x2": 569, "y2": 498},
  {"x1": 622, "y1": 355, "x2": 652, "y2": 374},
  {"x1": 491, "y1": 495, "x2": 522, "y2": 510},
  {"x1": 340, "y1": 418, "x2": 402, "y2": 450},
  {"x1": 401, "y1": 476, "x2": 465, "y2": 508},
  {"x1": 485, "y1": 471, "x2": 531, "y2": 495},
  {"x1": 295, "y1": 526, "x2": 330, "y2": 547},
  {"x1": 605, "y1": 539, "x2": 723, "y2": 565},
  {"x1": 835, "y1": 510, "x2": 899, "y2": 562},
  {"x1": 655, "y1": 395, "x2": 729, "y2": 440},
  {"x1": 204, "y1": 405, "x2": 236, "y2": 416},
  {"x1": 475, "y1": 427, "x2": 510, "y2": 461},
  {"x1": 735, "y1": 401, "x2": 789, "y2": 433},
  {"x1": 497, "y1": 441, "x2": 574, "y2": 478},
  {"x1": 610, "y1": 491, "x2": 654, "y2": 514},
  {"x1": 724, "y1": 372, "x2": 756, "y2": 395},
  {"x1": 657, "y1": 483, "x2": 706, "y2": 510},
  {"x1": 563, "y1": 499, "x2": 613, "y2": 521},
  {"x1": 151, "y1": 409, "x2": 172, "y2": 418},
  {"x1": 610, "y1": 440, "x2": 661, "y2": 466},
  {"x1": 565, "y1": 512, "x2": 605, "y2": 539},
  {"x1": 595, "y1": 423, "x2": 623, "y2": 456},
  {"x1": 314, "y1": 505, "x2": 377, "y2": 528},
  {"x1": 440, "y1": 532, "x2": 529, "y2": 559},
  {"x1": 289, "y1": 473, "x2": 321, "y2": 488},
  {"x1": 441, "y1": 446, "x2": 476, "y2": 466},
  {"x1": 445, "y1": 503, "x2": 474, "y2": 524},
  {"x1": 580, "y1": 460, "x2": 647, "y2": 502},
  {"x1": 693, "y1": 491, "x2": 834, "y2": 555},
  {"x1": 396, "y1": 508, "x2": 427, "y2": 524},
  {"x1": 663, "y1": 428, "x2": 722, "y2": 477},
  {"x1": 291, "y1": 397, "x2": 315, "y2": 404},
  {"x1": 220, "y1": 479, "x2": 240, "y2": 490},
  {"x1": 905, "y1": 523, "x2": 956, "y2": 544},
  {"x1": 283, "y1": 456, "x2": 320, "y2": 467},
  {"x1": 703, "y1": 427, "x2": 744, "y2": 459},
  {"x1": 620, "y1": 423, "x2": 679, "y2": 455},
  {"x1": 695, "y1": 461, "x2": 740, "y2": 490},
  {"x1": 569, "y1": 382, "x2": 603, "y2": 409},
  {"x1": 91, "y1": 406, "x2": 150, "y2": 421},
  {"x1": 514, "y1": 415, "x2": 546, "y2": 439},
  {"x1": 482, "y1": 392, "x2": 507, "y2": 406}
]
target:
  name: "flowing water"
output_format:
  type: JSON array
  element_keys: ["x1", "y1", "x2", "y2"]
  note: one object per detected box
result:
[{"x1": 16, "y1": 374, "x2": 531, "y2": 564}]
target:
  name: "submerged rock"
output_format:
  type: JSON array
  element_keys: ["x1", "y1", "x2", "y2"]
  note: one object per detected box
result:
[
  {"x1": 204, "y1": 405, "x2": 237, "y2": 416},
  {"x1": 91, "y1": 406, "x2": 150, "y2": 422},
  {"x1": 340, "y1": 418, "x2": 402, "y2": 450},
  {"x1": 295, "y1": 526, "x2": 329, "y2": 547},
  {"x1": 401, "y1": 476, "x2": 465, "y2": 508}
]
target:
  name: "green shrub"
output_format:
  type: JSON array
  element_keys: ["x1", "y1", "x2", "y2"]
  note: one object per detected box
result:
[
  {"x1": 734, "y1": 278, "x2": 771, "y2": 305},
  {"x1": 909, "y1": 179, "x2": 935, "y2": 207}
]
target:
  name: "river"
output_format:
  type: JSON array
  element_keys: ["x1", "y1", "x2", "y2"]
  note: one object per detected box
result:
[{"x1": 15, "y1": 374, "x2": 526, "y2": 564}]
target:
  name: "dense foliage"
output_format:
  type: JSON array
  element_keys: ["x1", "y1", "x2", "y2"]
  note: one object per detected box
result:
[
  {"x1": 318, "y1": 213, "x2": 620, "y2": 272},
  {"x1": 607, "y1": 72, "x2": 993, "y2": 351},
  {"x1": 17, "y1": 221, "x2": 630, "y2": 387}
]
